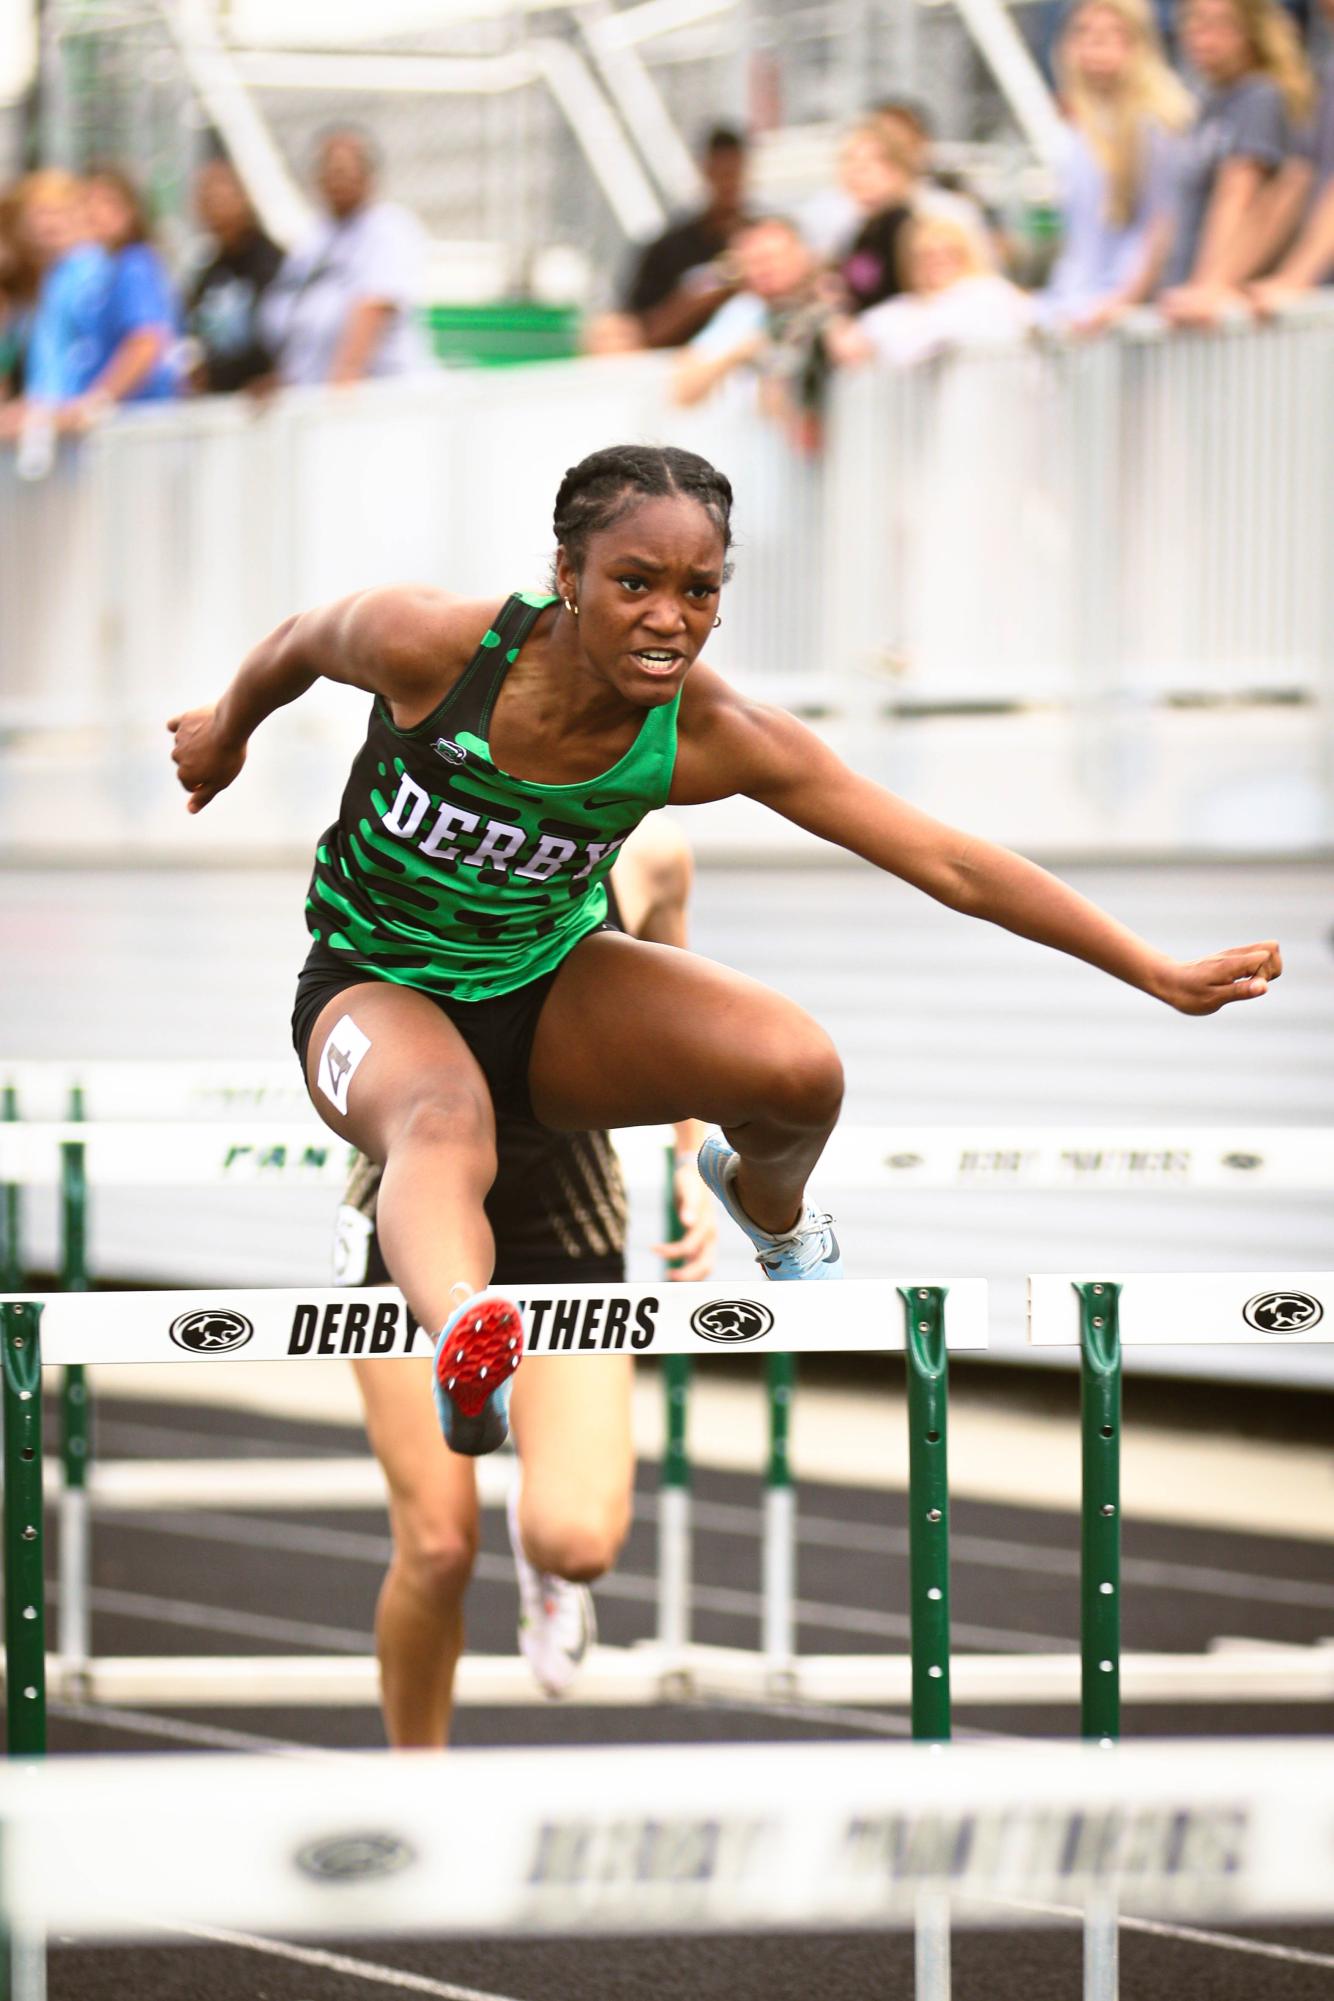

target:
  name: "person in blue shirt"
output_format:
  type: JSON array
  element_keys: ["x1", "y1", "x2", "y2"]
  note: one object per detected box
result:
[
  {"x1": 68, "y1": 166, "x2": 182, "y2": 415},
  {"x1": 10, "y1": 169, "x2": 109, "y2": 415}
]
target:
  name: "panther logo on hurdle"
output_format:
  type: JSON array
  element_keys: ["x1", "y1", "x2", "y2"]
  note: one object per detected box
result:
[
  {"x1": 169, "y1": 1308, "x2": 255, "y2": 1353},
  {"x1": 1241, "y1": 1291, "x2": 1323, "y2": 1335},
  {"x1": 295, "y1": 1831, "x2": 417, "y2": 1883},
  {"x1": 689, "y1": 1299, "x2": 775, "y2": 1345}
]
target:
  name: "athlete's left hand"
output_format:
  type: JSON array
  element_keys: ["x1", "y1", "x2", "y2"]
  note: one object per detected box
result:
[
  {"x1": 654, "y1": 1159, "x2": 719, "y2": 1281},
  {"x1": 1155, "y1": 941, "x2": 1283, "y2": 1015}
]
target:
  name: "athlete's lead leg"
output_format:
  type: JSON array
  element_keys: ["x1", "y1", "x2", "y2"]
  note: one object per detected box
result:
[
  {"x1": 303, "y1": 981, "x2": 499, "y2": 1328},
  {"x1": 304, "y1": 981, "x2": 521, "y2": 1450}
]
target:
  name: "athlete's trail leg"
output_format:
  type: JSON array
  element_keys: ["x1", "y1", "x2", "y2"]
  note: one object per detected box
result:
[{"x1": 531, "y1": 933, "x2": 843, "y2": 1234}]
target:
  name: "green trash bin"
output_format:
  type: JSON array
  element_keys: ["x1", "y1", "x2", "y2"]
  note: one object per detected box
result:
[{"x1": 424, "y1": 302, "x2": 582, "y2": 368}]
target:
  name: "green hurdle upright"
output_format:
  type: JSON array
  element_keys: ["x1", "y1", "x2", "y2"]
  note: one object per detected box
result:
[
  {"x1": 902, "y1": 1286, "x2": 951, "y2": 1742},
  {"x1": 0, "y1": 1085, "x2": 21, "y2": 1294},
  {"x1": 1078, "y1": 1281, "x2": 1122, "y2": 1743},
  {"x1": 901, "y1": 1286, "x2": 952, "y2": 2001},
  {"x1": 762, "y1": 1348, "x2": 796, "y2": 1680},
  {"x1": 1076, "y1": 1280, "x2": 1123, "y2": 2001},
  {"x1": 657, "y1": 1150, "x2": 692, "y2": 1669},
  {"x1": 59, "y1": 1089, "x2": 91, "y2": 1694},
  {"x1": 2, "y1": 1302, "x2": 45, "y2": 1756}
]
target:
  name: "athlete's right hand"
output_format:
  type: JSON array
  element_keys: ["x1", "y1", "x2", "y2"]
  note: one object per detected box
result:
[{"x1": 167, "y1": 706, "x2": 247, "y2": 813}]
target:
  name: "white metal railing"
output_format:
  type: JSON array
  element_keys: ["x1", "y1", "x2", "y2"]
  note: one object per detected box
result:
[{"x1": 2, "y1": 315, "x2": 1332, "y2": 852}]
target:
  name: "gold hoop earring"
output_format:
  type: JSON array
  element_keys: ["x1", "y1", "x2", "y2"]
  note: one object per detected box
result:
[{"x1": 565, "y1": 599, "x2": 579, "y2": 617}]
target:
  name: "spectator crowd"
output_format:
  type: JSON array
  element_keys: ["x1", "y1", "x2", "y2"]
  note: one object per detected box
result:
[
  {"x1": 0, "y1": 128, "x2": 431, "y2": 463},
  {"x1": 2, "y1": 0, "x2": 1332, "y2": 457}
]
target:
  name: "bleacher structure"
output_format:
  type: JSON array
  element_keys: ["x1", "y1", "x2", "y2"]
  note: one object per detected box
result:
[{"x1": 30, "y1": 0, "x2": 1058, "y2": 294}]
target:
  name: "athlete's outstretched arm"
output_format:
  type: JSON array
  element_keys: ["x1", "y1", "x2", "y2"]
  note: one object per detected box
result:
[
  {"x1": 676, "y1": 680, "x2": 1281, "y2": 1018},
  {"x1": 166, "y1": 587, "x2": 486, "y2": 813}
]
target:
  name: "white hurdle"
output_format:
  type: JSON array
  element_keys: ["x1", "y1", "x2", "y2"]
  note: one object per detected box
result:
[
  {"x1": 0, "y1": 1736, "x2": 1331, "y2": 1990},
  {"x1": 0, "y1": 1280, "x2": 987, "y2": 1721},
  {"x1": 2, "y1": 1066, "x2": 1333, "y2": 1717}
]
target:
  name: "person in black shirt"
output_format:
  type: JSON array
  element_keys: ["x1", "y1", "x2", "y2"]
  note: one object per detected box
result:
[
  {"x1": 186, "y1": 158, "x2": 282, "y2": 394},
  {"x1": 621, "y1": 125, "x2": 751, "y2": 347},
  {"x1": 835, "y1": 119, "x2": 918, "y2": 314}
]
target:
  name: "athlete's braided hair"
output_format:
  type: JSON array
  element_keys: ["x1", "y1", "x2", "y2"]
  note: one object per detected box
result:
[{"x1": 551, "y1": 444, "x2": 735, "y2": 580}]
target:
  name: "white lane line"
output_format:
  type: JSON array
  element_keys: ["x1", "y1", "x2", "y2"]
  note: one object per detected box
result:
[
  {"x1": 995, "y1": 1896, "x2": 1334, "y2": 1970},
  {"x1": 680, "y1": 1497, "x2": 1334, "y2": 1614},
  {"x1": 167, "y1": 1924, "x2": 522, "y2": 2001},
  {"x1": 111, "y1": 1510, "x2": 1069, "y2": 1653},
  {"x1": 44, "y1": 1580, "x2": 369, "y2": 1653},
  {"x1": 85, "y1": 1434, "x2": 1334, "y2": 1613},
  {"x1": 95, "y1": 1414, "x2": 352, "y2": 1463},
  {"x1": 51, "y1": 1700, "x2": 310, "y2": 1756},
  {"x1": 703, "y1": 1693, "x2": 1016, "y2": 1746},
  {"x1": 1118, "y1": 1913, "x2": 1334, "y2": 1970}
]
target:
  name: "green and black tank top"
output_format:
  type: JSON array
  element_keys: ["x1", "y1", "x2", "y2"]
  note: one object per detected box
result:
[{"x1": 305, "y1": 590, "x2": 681, "y2": 1001}]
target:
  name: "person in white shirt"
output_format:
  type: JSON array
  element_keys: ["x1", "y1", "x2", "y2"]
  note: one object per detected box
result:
[
  {"x1": 831, "y1": 213, "x2": 1035, "y2": 369},
  {"x1": 260, "y1": 128, "x2": 432, "y2": 387}
]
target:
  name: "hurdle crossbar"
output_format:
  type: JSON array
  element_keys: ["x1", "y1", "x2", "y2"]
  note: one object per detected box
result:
[
  {"x1": 1, "y1": 1281, "x2": 983, "y2": 1757},
  {"x1": 2, "y1": 1736, "x2": 1332, "y2": 1940},
  {"x1": 3, "y1": 1118, "x2": 1333, "y2": 1191}
]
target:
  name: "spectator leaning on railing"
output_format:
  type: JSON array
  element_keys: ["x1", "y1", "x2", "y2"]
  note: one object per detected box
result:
[
  {"x1": 1160, "y1": 0, "x2": 1317, "y2": 323},
  {"x1": 832, "y1": 119, "x2": 920, "y2": 314},
  {"x1": 1250, "y1": 0, "x2": 1334, "y2": 307},
  {"x1": 873, "y1": 98, "x2": 1001, "y2": 257},
  {"x1": 670, "y1": 215, "x2": 831, "y2": 444},
  {"x1": 73, "y1": 166, "x2": 182, "y2": 417},
  {"x1": 259, "y1": 127, "x2": 432, "y2": 387},
  {"x1": 5, "y1": 169, "x2": 108, "y2": 439},
  {"x1": 832, "y1": 212, "x2": 1036, "y2": 369},
  {"x1": 1043, "y1": 0, "x2": 1194, "y2": 332},
  {"x1": 613, "y1": 125, "x2": 751, "y2": 350},
  {"x1": 185, "y1": 157, "x2": 282, "y2": 394},
  {"x1": 10, "y1": 165, "x2": 181, "y2": 445}
]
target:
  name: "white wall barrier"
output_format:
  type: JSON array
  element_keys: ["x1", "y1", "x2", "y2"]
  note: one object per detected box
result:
[{"x1": 2, "y1": 315, "x2": 1332, "y2": 857}]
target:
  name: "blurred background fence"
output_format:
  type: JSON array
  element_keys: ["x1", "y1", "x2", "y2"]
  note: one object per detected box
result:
[
  {"x1": 2, "y1": 312, "x2": 1331, "y2": 862},
  {"x1": 14, "y1": 0, "x2": 1048, "y2": 286}
]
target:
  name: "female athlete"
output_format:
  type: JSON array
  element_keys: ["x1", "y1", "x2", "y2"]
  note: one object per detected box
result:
[
  {"x1": 169, "y1": 442, "x2": 1281, "y2": 1466},
  {"x1": 333, "y1": 815, "x2": 715, "y2": 1740}
]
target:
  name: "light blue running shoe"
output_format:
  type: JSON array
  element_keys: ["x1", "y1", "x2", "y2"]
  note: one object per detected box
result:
[
  {"x1": 697, "y1": 1131, "x2": 843, "y2": 1280},
  {"x1": 432, "y1": 1289, "x2": 524, "y2": 1456}
]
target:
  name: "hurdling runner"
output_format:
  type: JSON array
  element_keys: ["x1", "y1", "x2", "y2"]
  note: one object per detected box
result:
[
  {"x1": 167, "y1": 443, "x2": 1282, "y2": 1486},
  {"x1": 331, "y1": 815, "x2": 716, "y2": 1738}
]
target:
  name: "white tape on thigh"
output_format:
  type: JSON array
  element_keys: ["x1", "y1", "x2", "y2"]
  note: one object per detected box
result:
[{"x1": 318, "y1": 1014, "x2": 372, "y2": 1117}]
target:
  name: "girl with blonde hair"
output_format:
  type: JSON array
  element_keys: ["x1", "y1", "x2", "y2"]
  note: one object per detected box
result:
[
  {"x1": 1162, "y1": 0, "x2": 1317, "y2": 320},
  {"x1": 1045, "y1": 0, "x2": 1193, "y2": 331},
  {"x1": 834, "y1": 212, "x2": 1034, "y2": 368}
]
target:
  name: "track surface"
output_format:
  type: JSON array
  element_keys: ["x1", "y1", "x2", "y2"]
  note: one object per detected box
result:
[
  {"x1": 37, "y1": 1390, "x2": 1334, "y2": 2001},
  {"x1": 6, "y1": 857, "x2": 1333, "y2": 1990}
]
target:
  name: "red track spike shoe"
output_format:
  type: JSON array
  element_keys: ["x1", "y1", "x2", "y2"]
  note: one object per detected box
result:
[{"x1": 432, "y1": 1290, "x2": 524, "y2": 1456}]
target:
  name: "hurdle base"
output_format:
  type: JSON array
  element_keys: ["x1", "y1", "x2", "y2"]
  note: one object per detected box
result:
[{"x1": 15, "y1": 1640, "x2": 1334, "y2": 1711}]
